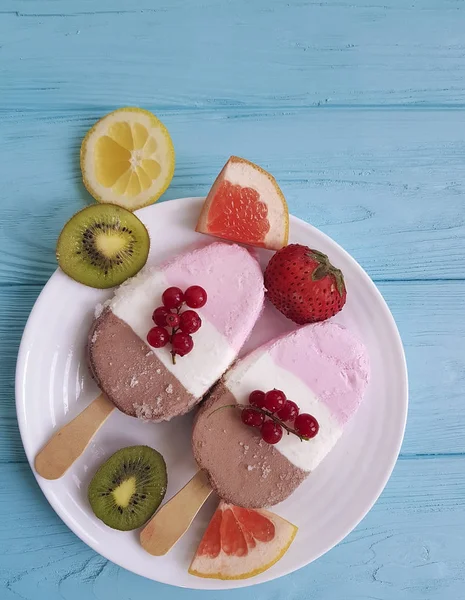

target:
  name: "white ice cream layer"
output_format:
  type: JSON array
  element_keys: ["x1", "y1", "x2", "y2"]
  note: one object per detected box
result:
[
  {"x1": 109, "y1": 270, "x2": 236, "y2": 398},
  {"x1": 224, "y1": 351, "x2": 343, "y2": 472}
]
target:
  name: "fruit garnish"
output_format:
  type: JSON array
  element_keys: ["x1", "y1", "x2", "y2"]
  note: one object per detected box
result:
[
  {"x1": 185, "y1": 285, "x2": 208, "y2": 308},
  {"x1": 264, "y1": 244, "x2": 347, "y2": 324},
  {"x1": 147, "y1": 286, "x2": 207, "y2": 363},
  {"x1": 195, "y1": 156, "x2": 289, "y2": 250},
  {"x1": 189, "y1": 501, "x2": 297, "y2": 580},
  {"x1": 261, "y1": 421, "x2": 283, "y2": 444},
  {"x1": 210, "y1": 388, "x2": 319, "y2": 444},
  {"x1": 172, "y1": 331, "x2": 194, "y2": 356},
  {"x1": 179, "y1": 310, "x2": 202, "y2": 334},
  {"x1": 88, "y1": 445, "x2": 167, "y2": 531},
  {"x1": 162, "y1": 286, "x2": 185, "y2": 309},
  {"x1": 241, "y1": 407, "x2": 265, "y2": 428},
  {"x1": 80, "y1": 107, "x2": 175, "y2": 211},
  {"x1": 56, "y1": 203, "x2": 150, "y2": 289},
  {"x1": 294, "y1": 413, "x2": 319, "y2": 439},
  {"x1": 147, "y1": 326, "x2": 170, "y2": 348},
  {"x1": 166, "y1": 313, "x2": 180, "y2": 328},
  {"x1": 277, "y1": 400, "x2": 299, "y2": 422},
  {"x1": 263, "y1": 389, "x2": 286, "y2": 412},
  {"x1": 152, "y1": 306, "x2": 170, "y2": 326},
  {"x1": 249, "y1": 390, "x2": 266, "y2": 408}
]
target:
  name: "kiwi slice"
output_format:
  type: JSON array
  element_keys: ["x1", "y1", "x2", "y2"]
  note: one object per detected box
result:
[
  {"x1": 56, "y1": 204, "x2": 150, "y2": 289},
  {"x1": 88, "y1": 445, "x2": 167, "y2": 531}
]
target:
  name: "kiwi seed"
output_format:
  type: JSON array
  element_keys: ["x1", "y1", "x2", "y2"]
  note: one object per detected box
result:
[
  {"x1": 88, "y1": 445, "x2": 167, "y2": 531},
  {"x1": 56, "y1": 204, "x2": 150, "y2": 289}
]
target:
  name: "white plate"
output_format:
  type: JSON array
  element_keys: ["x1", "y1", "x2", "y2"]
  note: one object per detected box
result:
[{"x1": 16, "y1": 197, "x2": 408, "y2": 590}]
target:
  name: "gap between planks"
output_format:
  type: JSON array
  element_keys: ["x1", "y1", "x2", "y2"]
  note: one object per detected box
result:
[{"x1": 2, "y1": 105, "x2": 465, "y2": 116}]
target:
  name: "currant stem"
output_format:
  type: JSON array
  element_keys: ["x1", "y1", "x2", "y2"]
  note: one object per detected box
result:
[
  {"x1": 169, "y1": 305, "x2": 183, "y2": 364},
  {"x1": 208, "y1": 404, "x2": 309, "y2": 442},
  {"x1": 254, "y1": 406, "x2": 308, "y2": 441}
]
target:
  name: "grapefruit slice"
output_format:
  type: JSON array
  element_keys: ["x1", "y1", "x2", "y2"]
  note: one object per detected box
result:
[
  {"x1": 189, "y1": 501, "x2": 297, "y2": 580},
  {"x1": 196, "y1": 156, "x2": 289, "y2": 250}
]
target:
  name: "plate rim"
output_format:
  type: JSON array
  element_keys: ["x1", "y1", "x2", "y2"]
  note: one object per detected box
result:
[{"x1": 15, "y1": 196, "x2": 408, "y2": 590}]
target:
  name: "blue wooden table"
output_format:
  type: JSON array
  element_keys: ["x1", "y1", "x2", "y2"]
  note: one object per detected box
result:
[{"x1": 1, "y1": 1, "x2": 465, "y2": 598}]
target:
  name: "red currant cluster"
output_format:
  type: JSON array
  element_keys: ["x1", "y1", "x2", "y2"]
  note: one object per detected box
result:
[
  {"x1": 147, "y1": 285, "x2": 207, "y2": 363},
  {"x1": 241, "y1": 389, "x2": 319, "y2": 445}
]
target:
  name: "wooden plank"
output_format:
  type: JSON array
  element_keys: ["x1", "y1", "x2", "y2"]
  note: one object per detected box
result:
[
  {"x1": 383, "y1": 281, "x2": 465, "y2": 457},
  {"x1": 2, "y1": 281, "x2": 464, "y2": 461},
  {"x1": 0, "y1": 456, "x2": 463, "y2": 599},
  {"x1": 1, "y1": 0, "x2": 464, "y2": 110},
  {"x1": 1, "y1": 109, "x2": 464, "y2": 284}
]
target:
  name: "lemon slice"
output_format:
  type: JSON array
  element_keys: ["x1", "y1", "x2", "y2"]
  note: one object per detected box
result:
[{"x1": 80, "y1": 107, "x2": 175, "y2": 211}]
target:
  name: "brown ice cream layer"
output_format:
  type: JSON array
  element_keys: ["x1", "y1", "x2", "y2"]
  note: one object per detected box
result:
[
  {"x1": 88, "y1": 309, "x2": 196, "y2": 421},
  {"x1": 192, "y1": 382, "x2": 307, "y2": 508}
]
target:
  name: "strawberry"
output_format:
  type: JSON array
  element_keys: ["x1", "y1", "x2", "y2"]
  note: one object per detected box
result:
[{"x1": 264, "y1": 244, "x2": 347, "y2": 324}]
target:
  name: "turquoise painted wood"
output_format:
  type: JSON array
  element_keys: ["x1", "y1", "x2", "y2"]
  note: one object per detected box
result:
[{"x1": 1, "y1": 1, "x2": 464, "y2": 598}]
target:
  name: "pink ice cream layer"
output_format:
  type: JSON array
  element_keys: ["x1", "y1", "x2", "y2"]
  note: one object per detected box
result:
[
  {"x1": 269, "y1": 322, "x2": 370, "y2": 425},
  {"x1": 162, "y1": 242, "x2": 264, "y2": 351}
]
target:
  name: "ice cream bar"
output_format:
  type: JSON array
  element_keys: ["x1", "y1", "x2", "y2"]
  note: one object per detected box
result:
[
  {"x1": 88, "y1": 242, "x2": 264, "y2": 422},
  {"x1": 192, "y1": 322, "x2": 370, "y2": 508}
]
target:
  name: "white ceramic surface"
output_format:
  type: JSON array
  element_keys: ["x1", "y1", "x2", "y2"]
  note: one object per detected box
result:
[{"x1": 15, "y1": 197, "x2": 408, "y2": 590}]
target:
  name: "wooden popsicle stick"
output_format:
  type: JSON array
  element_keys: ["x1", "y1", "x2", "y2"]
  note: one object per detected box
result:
[
  {"x1": 34, "y1": 393, "x2": 114, "y2": 480},
  {"x1": 140, "y1": 470, "x2": 212, "y2": 556}
]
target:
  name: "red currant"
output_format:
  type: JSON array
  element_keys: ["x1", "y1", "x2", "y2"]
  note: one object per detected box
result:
[
  {"x1": 185, "y1": 285, "x2": 207, "y2": 308},
  {"x1": 172, "y1": 332, "x2": 194, "y2": 356},
  {"x1": 162, "y1": 287, "x2": 184, "y2": 309},
  {"x1": 277, "y1": 400, "x2": 299, "y2": 422},
  {"x1": 294, "y1": 413, "x2": 319, "y2": 439},
  {"x1": 261, "y1": 420, "x2": 283, "y2": 444},
  {"x1": 152, "y1": 306, "x2": 170, "y2": 327},
  {"x1": 264, "y1": 389, "x2": 286, "y2": 413},
  {"x1": 179, "y1": 310, "x2": 202, "y2": 334},
  {"x1": 241, "y1": 408, "x2": 265, "y2": 428},
  {"x1": 249, "y1": 390, "x2": 266, "y2": 408},
  {"x1": 166, "y1": 313, "x2": 180, "y2": 328},
  {"x1": 147, "y1": 326, "x2": 169, "y2": 348}
]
